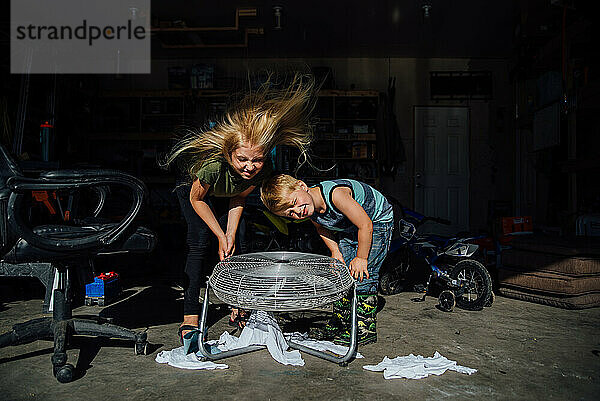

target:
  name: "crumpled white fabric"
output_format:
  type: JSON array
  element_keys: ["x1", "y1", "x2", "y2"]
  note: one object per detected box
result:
[
  {"x1": 363, "y1": 352, "x2": 477, "y2": 380},
  {"x1": 285, "y1": 332, "x2": 363, "y2": 359},
  {"x1": 215, "y1": 310, "x2": 304, "y2": 366},
  {"x1": 155, "y1": 346, "x2": 228, "y2": 370},
  {"x1": 156, "y1": 310, "x2": 360, "y2": 370}
]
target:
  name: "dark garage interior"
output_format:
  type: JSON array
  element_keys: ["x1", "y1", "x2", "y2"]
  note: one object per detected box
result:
[{"x1": 0, "y1": 0, "x2": 599, "y2": 398}]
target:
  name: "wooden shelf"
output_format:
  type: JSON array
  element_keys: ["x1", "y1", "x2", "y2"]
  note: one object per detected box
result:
[
  {"x1": 101, "y1": 89, "x2": 191, "y2": 98},
  {"x1": 334, "y1": 118, "x2": 377, "y2": 121},
  {"x1": 141, "y1": 113, "x2": 185, "y2": 118},
  {"x1": 101, "y1": 88, "x2": 377, "y2": 99},
  {"x1": 318, "y1": 90, "x2": 379, "y2": 97},
  {"x1": 90, "y1": 88, "x2": 381, "y2": 189},
  {"x1": 312, "y1": 155, "x2": 375, "y2": 161},
  {"x1": 100, "y1": 89, "x2": 230, "y2": 98},
  {"x1": 89, "y1": 132, "x2": 174, "y2": 141},
  {"x1": 330, "y1": 157, "x2": 375, "y2": 161},
  {"x1": 316, "y1": 135, "x2": 377, "y2": 141}
]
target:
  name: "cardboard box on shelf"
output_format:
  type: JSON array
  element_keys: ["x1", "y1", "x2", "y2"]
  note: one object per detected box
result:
[
  {"x1": 352, "y1": 142, "x2": 367, "y2": 159},
  {"x1": 500, "y1": 216, "x2": 533, "y2": 235}
]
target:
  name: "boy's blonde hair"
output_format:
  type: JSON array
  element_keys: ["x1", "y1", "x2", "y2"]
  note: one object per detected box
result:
[
  {"x1": 261, "y1": 174, "x2": 302, "y2": 213},
  {"x1": 163, "y1": 73, "x2": 316, "y2": 178}
]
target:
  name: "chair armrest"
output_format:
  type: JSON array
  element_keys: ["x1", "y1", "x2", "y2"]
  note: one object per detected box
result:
[
  {"x1": 90, "y1": 186, "x2": 109, "y2": 217},
  {"x1": 41, "y1": 170, "x2": 113, "y2": 217},
  {"x1": 7, "y1": 172, "x2": 146, "y2": 252},
  {"x1": 40, "y1": 170, "x2": 134, "y2": 217},
  {"x1": 40, "y1": 169, "x2": 132, "y2": 180}
]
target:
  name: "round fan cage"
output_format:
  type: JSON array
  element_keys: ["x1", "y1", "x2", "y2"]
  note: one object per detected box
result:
[{"x1": 209, "y1": 252, "x2": 354, "y2": 312}]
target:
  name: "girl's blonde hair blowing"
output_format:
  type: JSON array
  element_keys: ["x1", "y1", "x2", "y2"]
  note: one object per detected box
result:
[{"x1": 164, "y1": 73, "x2": 317, "y2": 178}]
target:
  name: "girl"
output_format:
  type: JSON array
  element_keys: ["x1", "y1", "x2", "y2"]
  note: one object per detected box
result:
[{"x1": 164, "y1": 74, "x2": 317, "y2": 341}]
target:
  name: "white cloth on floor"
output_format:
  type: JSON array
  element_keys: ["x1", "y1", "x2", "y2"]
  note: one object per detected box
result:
[
  {"x1": 155, "y1": 346, "x2": 228, "y2": 370},
  {"x1": 285, "y1": 332, "x2": 364, "y2": 359},
  {"x1": 363, "y1": 352, "x2": 477, "y2": 380},
  {"x1": 157, "y1": 310, "x2": 361, "y2": 370},
  {"x1": 215, "y1": 310, "x2": 305, "y2": 366}
]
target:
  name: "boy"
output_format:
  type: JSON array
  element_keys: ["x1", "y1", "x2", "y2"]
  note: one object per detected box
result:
[{"x1": 261, "y1": 174, "x2": 393, "y2": 345}]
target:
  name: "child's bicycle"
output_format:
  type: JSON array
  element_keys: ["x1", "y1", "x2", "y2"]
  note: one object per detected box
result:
[{"x1": 379, "y1": 205, "x2": 493, "y2": 312}]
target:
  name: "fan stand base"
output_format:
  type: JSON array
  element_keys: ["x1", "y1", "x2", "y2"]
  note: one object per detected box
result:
[{"x1": 196, "y1": 282, "x2": 358, "y2": 366}]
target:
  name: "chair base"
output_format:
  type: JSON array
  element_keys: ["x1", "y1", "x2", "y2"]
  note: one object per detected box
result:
[
  {"x1": 195, "y1": 282, "x2": 358, "y2": 366},
  {"x1": 0, "y1": 261, "x2": 55, "y2": 313},
  {"x1": 0, "y1": 289, "x2": 147, "y2": 383}
]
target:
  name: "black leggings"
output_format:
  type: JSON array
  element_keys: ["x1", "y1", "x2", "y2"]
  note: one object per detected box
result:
[{"x1": 176, "y1": 182, "x2": 246, "y2": 315}]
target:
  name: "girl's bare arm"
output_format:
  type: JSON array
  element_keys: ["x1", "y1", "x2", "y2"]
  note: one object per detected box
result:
[
  {"x1": 190, "y1": 179, "x2": 224, "y2": 239},
  {"x1": 224, "y1": 185, "x2": 255, "y2": 255}
]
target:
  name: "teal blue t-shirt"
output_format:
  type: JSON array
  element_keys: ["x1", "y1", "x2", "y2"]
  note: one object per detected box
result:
[{"x1": 310, "y1": 179, "x2": 393, "y2": 232}]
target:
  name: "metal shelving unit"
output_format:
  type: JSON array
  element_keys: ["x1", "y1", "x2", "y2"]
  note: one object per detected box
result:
[{"x1": 304, "y1": 90, "x2": 380, "y2": 187}]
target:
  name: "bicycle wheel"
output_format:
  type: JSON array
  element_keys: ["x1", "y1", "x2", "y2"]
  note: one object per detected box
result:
[
  {"x1": 450, "y1": 259, "x2": 492, "y2": 311},
  {"x1": 379, "y1": 269, "x2": 405, "y2": 295}
]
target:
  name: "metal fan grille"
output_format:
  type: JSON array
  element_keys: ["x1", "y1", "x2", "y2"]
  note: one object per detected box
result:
[{"x1": 209, "y1": 252, "x2": 354, "y2": 311}]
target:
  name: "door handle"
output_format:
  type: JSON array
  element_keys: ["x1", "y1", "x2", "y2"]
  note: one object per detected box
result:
[
  {"x1": 415, "y1": 183, "x2": 422, "y2": 188},
  {"x1": 415, "y1": 173, "x2": 422, "y2": 179}
]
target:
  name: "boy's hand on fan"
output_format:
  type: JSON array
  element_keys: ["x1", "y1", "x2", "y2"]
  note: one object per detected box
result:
[{"x1": 349, "y1": 257, "x2": 369, "y2": 281}]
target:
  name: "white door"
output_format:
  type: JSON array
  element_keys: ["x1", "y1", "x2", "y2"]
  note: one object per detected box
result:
[{"x1": 414, "y1": 107, "x2": 469, "y2": 234}]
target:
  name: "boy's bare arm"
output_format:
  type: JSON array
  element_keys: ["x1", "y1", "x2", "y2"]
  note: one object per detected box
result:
[
  {"x1": 331, "y1": 187, "x2": 373, "y2": 258},
  {"x1": 331, "y1": 187, "x2": 373, "y2": 281},
  {"x1": 311, "y1": 220, "x2": 344, "y2": 262}
]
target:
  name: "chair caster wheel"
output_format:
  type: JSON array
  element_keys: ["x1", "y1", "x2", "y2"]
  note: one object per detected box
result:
[
  {"x1": 438, "y1": 290, "x2": 456, "y2": 312},
  {"x1": 55, "y1": 363, "x2": 75, "y2": 383},
  {"x1": 339, "y1": 362, "x2": 348, "y2": 367},
  {"x1": 135, "y1": 341, "x2": 148, "y2": 355}
]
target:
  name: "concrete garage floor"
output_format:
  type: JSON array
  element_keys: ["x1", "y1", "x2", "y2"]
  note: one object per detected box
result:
[{"x1": 0, "y1": 285, "x2": 599, "y2": 401}]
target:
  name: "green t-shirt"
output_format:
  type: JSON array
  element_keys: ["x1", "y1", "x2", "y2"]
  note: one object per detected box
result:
[{"x1": 195, "y1": 158, "x2": 273, "y2": 197}]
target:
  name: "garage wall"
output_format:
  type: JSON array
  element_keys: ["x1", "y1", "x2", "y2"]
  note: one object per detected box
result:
[{"x1": 111, "y1": 57, "x2": 513, "y2": 232}]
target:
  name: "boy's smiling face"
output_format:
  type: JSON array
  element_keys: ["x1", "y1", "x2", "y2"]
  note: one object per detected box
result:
[{"x1": 278, "y1": 184, "x2": 315, "y2": 220}]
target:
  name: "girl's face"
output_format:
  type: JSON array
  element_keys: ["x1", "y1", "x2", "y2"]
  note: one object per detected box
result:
[{"x1": 230, "y1": 142, "x2": 265, "y2": 180}]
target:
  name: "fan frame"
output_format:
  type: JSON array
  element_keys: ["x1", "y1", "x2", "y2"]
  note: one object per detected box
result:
[{"x1": 197, "y1": 252, "x2": 359, "y2": 365}]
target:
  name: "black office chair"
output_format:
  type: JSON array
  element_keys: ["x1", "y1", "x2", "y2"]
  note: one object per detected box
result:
[{"x1": 0, "y1": 144, "x2": 156, "y2": 383}]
